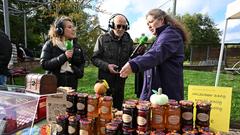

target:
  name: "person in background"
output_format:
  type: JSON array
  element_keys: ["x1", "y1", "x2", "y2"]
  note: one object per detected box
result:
[
  {"x1": 0, "y1": 30, "x2": 12, "y2": 85},
  {"x1": 8, "y1": 43, "x2": 18, "y2": 70},
  {"x1": 40, "y1": 16, "x2": 85, "y2": 90},
  {"x1": 91, "y1": 13, "x2": 133, "y2": 110},
  {"x1": 120, "y1": 8, "x2": 189, "y2": 101}
]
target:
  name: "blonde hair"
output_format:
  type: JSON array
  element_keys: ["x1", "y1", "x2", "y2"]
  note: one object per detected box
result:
[
  {"x1": 48, "y1": 16, "x2": 73, "y2": 46},
  {"x1": 146, "y1": 8, "x2": 190, "y2": 44}
]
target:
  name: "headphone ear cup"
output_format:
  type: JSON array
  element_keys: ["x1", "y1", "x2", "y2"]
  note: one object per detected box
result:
[
  {"x1": 56, "y1": 26, "x2": 64, "y2": 35},
  {"x1": 108, "y1": 21, "x2": 114, "y2": 29}
]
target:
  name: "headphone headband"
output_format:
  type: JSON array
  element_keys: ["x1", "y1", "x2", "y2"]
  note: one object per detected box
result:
[
  {"x1": 108, "y1": 13, "x2": 130, "y2": 30},
  {"x1": 55, "y1": 16, "x2": 68, "y2": 36}
]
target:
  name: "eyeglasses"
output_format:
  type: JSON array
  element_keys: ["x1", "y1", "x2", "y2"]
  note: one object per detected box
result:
[{"x1": 115, "y1": 24, "x2": 127, "y2": 30}]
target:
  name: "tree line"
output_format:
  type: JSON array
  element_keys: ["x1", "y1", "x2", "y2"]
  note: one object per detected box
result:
[{"x1": 0, "y1": 0, "x2": 221, "y2": 60}]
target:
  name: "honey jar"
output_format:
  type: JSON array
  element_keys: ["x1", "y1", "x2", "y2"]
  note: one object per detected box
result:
[
  {"x1": 87, "y1": 94, "x2": 99, "y2": 118},
  {"x1": 79, "y1": 119, "x2": 92, "y2": 135},
  {"x1": 99, "y1": 96, "x2": 113, "y2": 120},
  {"x1": 166, "y1": 102, "x2": 181, "y2": 132},
  {"x1": 151, "y1": 104, "x2": 166, "y2": 130}
]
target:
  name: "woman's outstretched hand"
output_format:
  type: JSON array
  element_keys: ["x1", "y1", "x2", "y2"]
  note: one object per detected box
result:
[{"x1": 120, "y1": 62, "x2": 133, "y2": 78}]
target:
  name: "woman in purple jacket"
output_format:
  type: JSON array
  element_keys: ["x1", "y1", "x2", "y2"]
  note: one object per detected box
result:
[{"x1": 120, "y1": 8, "x2": 189, "y2": 101}]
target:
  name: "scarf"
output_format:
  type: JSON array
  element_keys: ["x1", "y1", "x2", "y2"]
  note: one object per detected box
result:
[{"x1": 55, "y1": 39, "x2": 73, "y2": 73}]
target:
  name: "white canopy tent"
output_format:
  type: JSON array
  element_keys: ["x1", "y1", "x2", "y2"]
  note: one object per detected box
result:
[{"x1": 215, "y1": 0, "x2": 240, "y2": 86}]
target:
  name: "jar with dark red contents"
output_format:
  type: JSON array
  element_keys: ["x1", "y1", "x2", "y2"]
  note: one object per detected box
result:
[
  {"x1": 79, "y1": 119, "x2": 92, "y2": 135},
  {"x1": 150, "y1": 130, "x2": 166, "y2": 135},
  {"x1": 105, "y1": 122, "x2": 118, "y2": 135},
  {"x1": 122, "y1": 128, "x2": 136, "y2": 135},
  {"x1": 151, "y1": 104, "x2": 166, "y2": 131},
  {"x1": 195, "y1": 100, "x2": 211, "y2": 128},
  {"x1": 77, "y1": 93, "x2": 88, "y2": 118},
  {"x1": 122, "y1": 103, "x2": 137, "y2": 130},
  {"x1": 179, "y1": 100, "x2": 194, "y2": 132},
  {"x1": 166, "y1": 102, "x2": 181, "y2": 132},
  {"x1": 56, "y1": 114, "x2": 69, "y2": 135},
  {"x1": 99, "y1": 96, "x2": 113, "y2": 120},
  {"x1": 137, "y1": 104, "x2": 150, "y2": 133},
  {"x1": 68, "y1": 115, "x2": 78, "y2": 135},
  {"x1": 111, "y1": 117, "x2": 123, "y2": 132},
  {"x1": 87, "y1": 94, "x2": 99, "y2": 118},
  {"x1": 66, "y1": 92, "x2": 78, "y2": 114}
]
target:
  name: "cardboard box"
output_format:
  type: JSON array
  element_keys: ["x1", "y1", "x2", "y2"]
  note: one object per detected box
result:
[{"x1": 46, "y1": 87, "x2": 73, "y2": 124}]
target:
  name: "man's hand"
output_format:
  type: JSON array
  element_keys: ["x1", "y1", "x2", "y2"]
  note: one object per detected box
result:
[{"x1": 108, "y1": 64, "x2": 119, "y2": 74}]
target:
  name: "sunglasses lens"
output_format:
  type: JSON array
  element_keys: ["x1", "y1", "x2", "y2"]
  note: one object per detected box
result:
[{"x1": 116, "y1": 25, "x2": 126, "y2": 30}]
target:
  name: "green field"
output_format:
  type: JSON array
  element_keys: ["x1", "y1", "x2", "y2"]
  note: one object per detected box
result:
[{"x1": 13, "y1": 65, "x2": 240, "y2": 124}]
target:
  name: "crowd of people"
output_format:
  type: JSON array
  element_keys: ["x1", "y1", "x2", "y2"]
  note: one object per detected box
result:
[{"x1": 1, "y1": 8, "x2": 189, "y2": 111}]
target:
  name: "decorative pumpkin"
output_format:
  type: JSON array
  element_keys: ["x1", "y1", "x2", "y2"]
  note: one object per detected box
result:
[
  {"x1": 150, "y1": 88, "x2": 168, "y2": 105},
  {"x1": 94, "y1": 79, "x2": 109, "y2": 95}
]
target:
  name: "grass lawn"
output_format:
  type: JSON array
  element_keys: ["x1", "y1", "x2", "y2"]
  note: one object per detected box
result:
[{"x1": 13, "y1": 65, "x2": 240, "y2": 123}]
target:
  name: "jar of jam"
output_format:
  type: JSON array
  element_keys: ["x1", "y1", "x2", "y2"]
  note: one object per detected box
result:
[
  {"x1": 151, "y1": 104, "x2": 166, "y2": 130},
  {"x1": 68, "y1": 115, "x2": 78, "y2": 135},
  {"x1": 111, "y1": 117, "x2": 123, "y2": 132},
  {"x1": 122, "y1": 103, "x2": 137, "y2": 130},
  {"x1": 97, "y1": 118, "x2": 109, "y2": 135},
  {"x1": 87, "y1": 94, "x2": 99, "y2": 118},
  {"x1": 122, "y1": 128, "x2": 136, "y2": 135},
  {"x1": 79, "y1": 119, "x2": 92, "y2": 135},
  {"x1": 166, "y1": 102, "x2": 181, "y2": 132},
  {"x1": 195, "y1": 100, "x2": 211, "y2": 128},
  {"x1": 179, "y1": 100, "x2": 194, "y2": 131},
  {"x1": 56, "y1": 114, "x2": 69, "y2": 135},
  {"x1": 99, "y1": 96, "x2": 113, "y2": 120},
  {"x1": 105, "y1": 122, "x2": 119, "y2": 135},
  {"x1": 150, "y1": 130, "x2": 166, "y2": 135},
  {"x1": 66, "y1": 92, "x2": 78, "y2": 114},
  {"x1": 77, "y1": 93, "x2": 88, "y2": 118},
  {"x1": 137, "y1": 104, "x2": 150, "y2": 132}
]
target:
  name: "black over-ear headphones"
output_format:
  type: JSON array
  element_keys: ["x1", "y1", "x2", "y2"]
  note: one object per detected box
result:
[
  {"x1": 108, "y1": 13, "x2": 130, "y2": 30},
  {"x1": 54, "y1": 16, "x2": 65, "y2": 36}
]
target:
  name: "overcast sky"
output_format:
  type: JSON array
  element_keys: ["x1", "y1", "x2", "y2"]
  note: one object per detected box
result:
[{"x1": 97, "y1": 0, "x2": 240, "y2": 43}]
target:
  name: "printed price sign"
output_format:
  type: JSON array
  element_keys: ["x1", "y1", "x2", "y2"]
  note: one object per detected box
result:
[{"x1": 188, "y1": 85, "x2": 232, "y2": 132}]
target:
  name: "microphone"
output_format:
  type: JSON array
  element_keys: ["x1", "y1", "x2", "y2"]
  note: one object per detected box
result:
[{"x1": 130, "y1": 35, "x2": 148, "y2": 58}]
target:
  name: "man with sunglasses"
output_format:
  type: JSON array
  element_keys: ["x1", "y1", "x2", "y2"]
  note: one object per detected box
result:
[{"x1": 92, "y1": 14, "x2": 133, "y2": 110}]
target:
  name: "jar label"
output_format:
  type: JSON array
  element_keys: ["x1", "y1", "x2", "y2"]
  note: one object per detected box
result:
[
  {"x1": 182, "y1": 112, "x2": 193, "y2": 120},
  {"x1": 153, "y1": 115, "x2": 163, "y2": 123},
  {"x1": 101, "y1": 106, "x2": 109, "y2": 114},
  {"x1": 66, "y1": 101, "x2": 73, "y2": 108},
  {"x1": 168, "y1": 115, "x2": 180, "y2": 125},
  {"x1": 68, "y1": 126, "x2": 76, "y2": 134},
  {"x1": 197, "y1": 113, "x2": 209, "y2": 122},
  {"x1": 77, "y1": 102, "x2": 85, "y2": 110},
  {"x1": 100, "y1": 127, "x2": 105, "y2": 134},
  {"x1": 137, "y1": 116, "x2": 147, "y2": 126},
  {"x1": 122, "y1": 114, "x2": 132, "y2": 123},
  {"x1": 88, "y1": 104, "x2": 95, "y2": 112},
  {"x1": 56, "y1": 124, "x2": 63, "y2": 132},
  {"x1": 79, "y1": 130, "x2": 88, "y2": 135}
]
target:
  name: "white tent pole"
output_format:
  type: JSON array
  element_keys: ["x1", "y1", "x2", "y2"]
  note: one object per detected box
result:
[{"x1": 215, "y1": 19, "x2": 229, "y2": 86}]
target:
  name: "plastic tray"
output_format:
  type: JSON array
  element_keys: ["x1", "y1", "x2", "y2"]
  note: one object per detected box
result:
[{"x1": 0, "y1": 90, "x2": 39, "y2": 135}]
